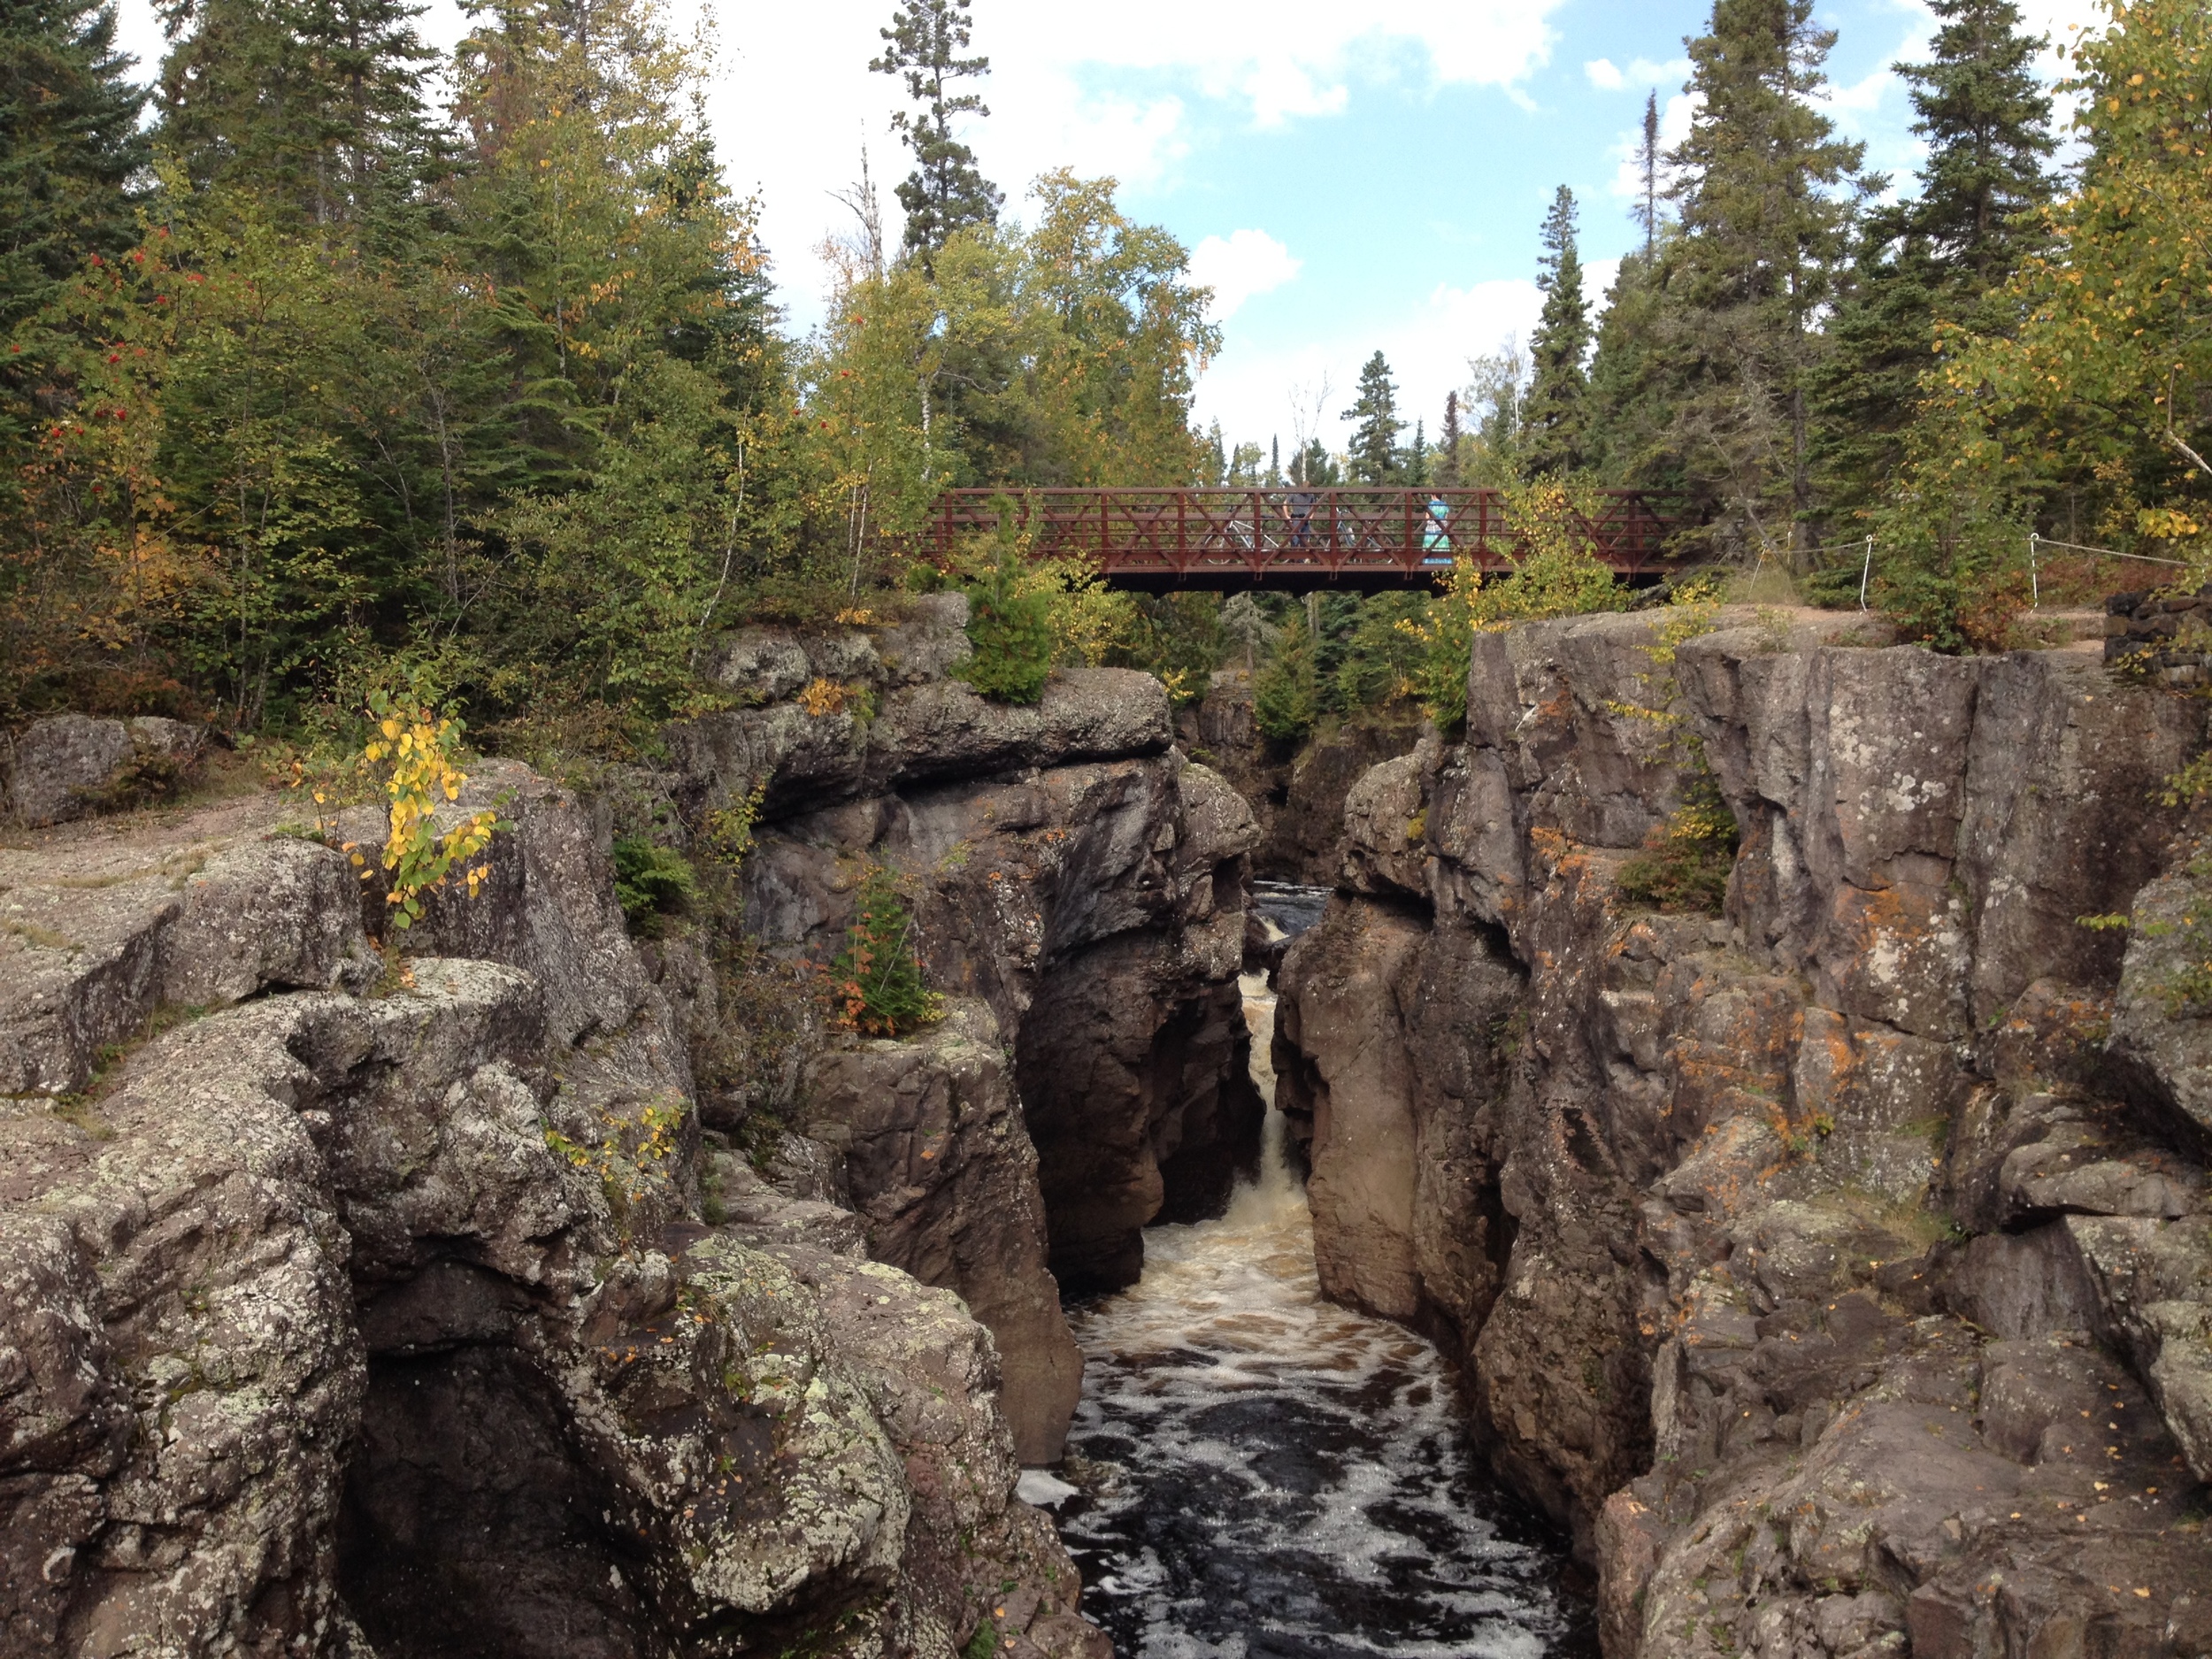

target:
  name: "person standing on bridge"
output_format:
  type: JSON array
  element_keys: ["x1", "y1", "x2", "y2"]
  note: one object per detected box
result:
[
  {"x1": 1424, "y1": 495, "x2": 1452, "y2": 563},
  {"x1": 1286, "y1": 488, "x2": 1317, "y2": 549}
]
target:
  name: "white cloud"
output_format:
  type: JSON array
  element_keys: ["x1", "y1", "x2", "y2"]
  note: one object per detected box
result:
[
  {"x1": 1187, "y1": 230, "x2": 1302, "y2": 323},
  {"x1": 1586, "y1": 56, "x2": 1692, "y2": 96},
  {"x1": 1582, "y1": 256, "x2": 1622, "y2": 313},
  {"x1": 1190, "y1": 277, "x2": 1544, "y2": 449}
]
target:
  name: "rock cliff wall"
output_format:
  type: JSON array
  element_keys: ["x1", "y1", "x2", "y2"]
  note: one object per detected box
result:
[
  {"x1": 1181, "y1": 670, "x2": 1424, "y2": 884},
  {"x1": 1274, "y1": 610, "x2": 2212, "y2": 1657},
  {"x1": 666, "y1": 596, "x2": 1263, "y2": 1452},
  {"x1": 0, "y1": 766, "x2": 1107, "y2": 1659}
]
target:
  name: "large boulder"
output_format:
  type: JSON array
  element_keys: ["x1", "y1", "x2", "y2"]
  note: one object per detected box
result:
[
  {"x1": 805, "y1": 1000, "x2": 1085, "y2": 1463},
  {"x1": 4, "y1": 713, "x2": 205, "y2": 828}
]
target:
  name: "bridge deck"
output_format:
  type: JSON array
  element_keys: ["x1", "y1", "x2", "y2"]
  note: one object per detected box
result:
[{"x1": 918, "y1": 487, "x2": 1692, "y2": 592}]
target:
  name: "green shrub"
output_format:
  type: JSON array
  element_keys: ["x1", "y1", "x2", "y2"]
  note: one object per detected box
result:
[
  {"x1": 1252, "y1": 629, "x2": 1320, "y2": 742},
  {"x1": 947, "y1": 495, "x2": 1055, "y2": 704},
  {"x1": 1870, "y1": 446, "x2": 2033, "y2": 653},
  {"x1": 956, "y1": 550, "x2": 1054, "y2": 704},
  {"x1": 1617, "y1": 767, "x2": 1740, "y2": 914},
  {"x1": 611, "y1": 837, "x2": 699, "y2": 935},
  {"x1": 825, "y1": 864, "x2": 943, "y2": 1038}
]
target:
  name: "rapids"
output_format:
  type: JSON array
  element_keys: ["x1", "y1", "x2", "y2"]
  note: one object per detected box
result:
[{"x1": 1048, "y1": 890, "x2": 1588, "y2": 1658}]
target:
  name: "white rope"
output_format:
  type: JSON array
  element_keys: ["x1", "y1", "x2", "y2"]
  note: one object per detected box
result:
[
  {"x1": 2029, "y1": 533, "x2": 2194, "y2": 611},
  {"x1": 2032, "y1": 534, "x2": 2191, "y2": 567}
]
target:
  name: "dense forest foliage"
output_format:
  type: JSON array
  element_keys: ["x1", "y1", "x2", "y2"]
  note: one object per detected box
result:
[{"x1": 2, "y1": 0, "x2": 2208, "y2": 744}]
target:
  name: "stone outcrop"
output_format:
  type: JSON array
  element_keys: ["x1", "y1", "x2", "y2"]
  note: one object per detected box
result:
[
  {"x1": 2102, "y1": 581, "x2": 2212, "y2": 684},
  {"x1": 0, "y1": 771, "x2": 1107, "y2": 1659},
  {"x1": 0, "y1": 791, "x2": 379, "y2": 1095},
  {"x1": 1181, "y1": 670, "x2": 1423, "y2": 884},
  {"x1": 803, "y1": 1001, "x2": 1082, "y2": 1463},
  {"x1": 4, "y1": 713, "x2": 206, "y2": 828},
  {"x1": 673, "y1": 595, "x2": 1175, "y2": 818},
  {"x1": 673, "y1": 601, "x2": 1264, "y2": 1386},
  {"x1": 1274, "y1": 610, "x2": 2212, "y2": 1657}
]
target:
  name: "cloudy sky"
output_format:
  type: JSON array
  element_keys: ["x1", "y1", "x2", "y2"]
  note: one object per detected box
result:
[{"x1": 105, "y1": 0, "x2": 2105, "y2": 455}]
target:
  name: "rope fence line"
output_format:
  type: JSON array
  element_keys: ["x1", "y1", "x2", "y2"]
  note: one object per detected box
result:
[
  {"x1": 1800, "y1": 531, "x2": 2201, "y2": 611},
  {"x1": 2028, "y1": 533, "x2": 2194, "y2": 609}
]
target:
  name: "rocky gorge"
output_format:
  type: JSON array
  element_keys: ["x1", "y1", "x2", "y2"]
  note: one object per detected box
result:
[{"x1": 6, "y1": 593, "x2": 2212, "y2": 1658}]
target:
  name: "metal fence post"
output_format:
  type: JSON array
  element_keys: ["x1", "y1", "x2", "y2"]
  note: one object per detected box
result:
[
  {"x1": 1859, "y1": 535, "x2": 1872, "y2": 611},
  {"x1": 2030, "y1": 532, "x2": 2039, "y2": 610}
]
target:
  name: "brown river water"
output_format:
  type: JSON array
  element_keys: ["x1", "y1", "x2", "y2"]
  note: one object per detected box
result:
[{"x1": 1033, "y1": 906, "x2": 1593, "y2": 1659}]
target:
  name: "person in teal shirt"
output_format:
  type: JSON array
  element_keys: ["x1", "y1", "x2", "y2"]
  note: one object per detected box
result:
[{"x1": 1422, "y1": 495, "x2": 1452, "y2": 563}]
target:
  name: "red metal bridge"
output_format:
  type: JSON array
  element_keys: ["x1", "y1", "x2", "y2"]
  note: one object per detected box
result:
[{"x1": 918, "y1": 487, "x2": 1694, "y2": 592}]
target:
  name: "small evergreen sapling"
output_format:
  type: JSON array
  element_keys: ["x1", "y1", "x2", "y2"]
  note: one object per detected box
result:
[
  {"x1": 826, "y1": 864, "x2": 943, "y2": 1038},
  {"x1": 953, "y1": 506, "x2": 1054, "y2": 703}
]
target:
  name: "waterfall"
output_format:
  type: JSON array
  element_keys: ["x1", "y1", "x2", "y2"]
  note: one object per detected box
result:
[{"x1": 1043, "y1": 906, "x2": 1586, "y2": 1658}]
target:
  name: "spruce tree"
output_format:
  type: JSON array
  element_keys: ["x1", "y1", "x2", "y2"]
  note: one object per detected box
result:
[
  {"x1": 1636, "y1": 89, "x2": 1661, "y2": 258},
  {"x1": 157, "y1": 0, "x2": 438, "y2": 226},
  {"x1": 1341, "y1": 350, "x2": 1403, "y2": 485},
  {"x1": 1810, "y1": 0, "x2": 2056, "y2": 526},
  {"x1": 1523, "y1": 186, "x2": 1591, "y2": 477},
  {"x1": 1660, "y1": 0, "x2": 1869, "y2": 555},
  {"x1": 1, "y1": 0, "x2": 147, "y2": 340},
  {"x1": 1436, "y1": 389, "x2": 1462, "y2": 487},
  {"x1": 1404, "y1": 419, "x2": 1427, "y2": 488},
  {"x1": 1583, "y1": 250, "x2": 1677, "y2": 491},
  {"x1": 872, "y1": 0, "x2": 1001, "y2": 266}
]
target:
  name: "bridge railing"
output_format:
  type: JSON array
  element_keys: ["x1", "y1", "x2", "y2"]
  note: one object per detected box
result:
[{"x1": 915, "y1": 487, "x2": 1692, "y2": 589}]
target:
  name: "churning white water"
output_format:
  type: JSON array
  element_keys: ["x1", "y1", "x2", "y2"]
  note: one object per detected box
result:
[{"x1": 1051, "y1": 937, "x2": 1586, "y2": 1659}]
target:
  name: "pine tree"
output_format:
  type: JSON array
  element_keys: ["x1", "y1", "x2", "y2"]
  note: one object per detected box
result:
[
  {"x1": 1341, "y1": 350, "x2": 1402, "y2": 485},
  {"x1": 1436, "y1": 389, "x2": 1462, "y2": 487},
  {"x1": 1657, "y1": 0, "x2": 1870, "y2": 557},
  {"x1": 1, "y1": 0, "x2": 147, "y2": 340},
  {"x1": 1583, "y1": 250, "x2": 1678, "y2": 491},
  {"x1": 1288, "y1": 437, "x2": 1340, "y2": 488},
  {"x1": 1522, "y1": 186, "x2": 1591, "y2": 477},
  {"x1": 1637, "y1": 89, "x2": 1662, "y2": 258},
  {"x1": 1809, "y1": 0, "x2": 2056, "y2": 526},
  {"x1": 1403, "y1": 419, "x2": 1427, "y2": 487},
  {"x1": 872, "y1": 0, "x2": 1001, "y2": 266},
  {"x1": 156, "y1": 0, "x2": 438, "y2": 226}
]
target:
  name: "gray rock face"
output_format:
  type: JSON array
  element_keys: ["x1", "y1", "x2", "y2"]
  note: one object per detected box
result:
[
  {"x1": 1271, "y1": 611, "x2": 2212, "y2": 1655},
  {"x1": 651, "y1": 611, "x2": 1262, "y2": 1465},
  {"x1": 1178, "y1": 670, "x2": 1426, "y2": 883},
  {"x1": 0, "y1": 794, "x2": 380, "y2": 1094},
  {"x1": 5, "y1": 714, "x2": 205, "y2": 827},
  {"x1": 741, "y1": 748, "x2": 1263, "y2": 1313},
  {"x1": 0, "y1": 777, "x2": 1107, "y2": 1659},
  {"x1": 805, "y1": 1001, "x2": 1083, "y2": 1463},
  {"x1": 671, "y1": 663, "x2": 1172, "y2": 819}
]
